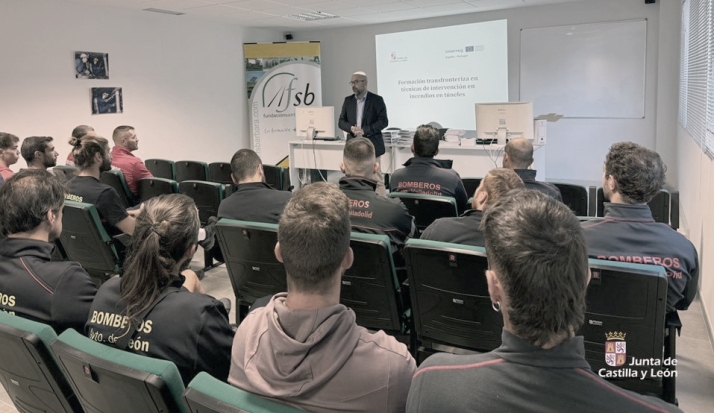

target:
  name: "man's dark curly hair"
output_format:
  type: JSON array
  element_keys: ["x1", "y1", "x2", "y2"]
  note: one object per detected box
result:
[{"x1": 605, "y1": 142, "x2": 666, "y2": 204}]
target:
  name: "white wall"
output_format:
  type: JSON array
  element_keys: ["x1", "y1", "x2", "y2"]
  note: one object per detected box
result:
[
  {"x1": 0, "y1": 0, "x2": 280, "y2": 169},
  {"x1": 294, "y1": 0, "x2": 676, "y2": 184}
]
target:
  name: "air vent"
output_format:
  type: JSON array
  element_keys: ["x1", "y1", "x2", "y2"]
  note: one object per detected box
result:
[
  {"x1": 284, "y1": 11, "x2": 338, "y2": 21},
  {"x1": 143, "y1": 8, "x2": 185, "y2": 16}
]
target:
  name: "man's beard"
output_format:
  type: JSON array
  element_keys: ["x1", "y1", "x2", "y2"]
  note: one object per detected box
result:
[
  {"x1": 100, "y1": 156, "x2": 112, "y2": 172},
  {"x1": 44, "y1": 158, "x2": 57, "y2": 168}
]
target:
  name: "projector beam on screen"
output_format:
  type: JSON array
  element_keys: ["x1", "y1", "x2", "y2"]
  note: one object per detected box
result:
[{"x1": 376, "y1": 19, "x2": 509, "y2": 131}]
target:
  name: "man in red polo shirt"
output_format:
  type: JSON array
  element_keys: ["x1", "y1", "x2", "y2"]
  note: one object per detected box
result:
[{"x1": 110, "y1": 125, "x2": 153, "y2": 196}]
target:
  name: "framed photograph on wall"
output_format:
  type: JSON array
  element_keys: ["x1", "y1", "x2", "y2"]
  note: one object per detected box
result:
[
  {"x1": 76, "y1": 51, "x2": 109, "y2": 79},
  {"x1": 91, "y1": 87, "x2": 123, "y2": 114}
]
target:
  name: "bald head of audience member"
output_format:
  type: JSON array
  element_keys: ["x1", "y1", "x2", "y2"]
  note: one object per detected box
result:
[
  {"x1": 602, "y1": 142, "x2": 666, "y2": 205},
  {"x1": 482, "y1": 189, "x2": 589, "y2": 349},
  {"x1": 471, "y1": 168, "x2": 525, "y2": 210},
  {"x1": 230, "y1": 149, "x2": 266, "y2": 185},
  {"x1": 276, "y1": 182, "x2": 353, "y2": 307},
  {"x1": 503, "y1": 138, "x2": 534, "y2": 170},
  {"x1": 340, "y1": 137, "x2": 379, "y2": 179},
  {"x1": 411, "y1": 124, "x2": 440, "y2": 158},
  {"x1": 0, "y1": 169, "x2": 67, "y2": 241},
  {"x1": 112, "y1": 125, "x2": 138, "y2": 152}
]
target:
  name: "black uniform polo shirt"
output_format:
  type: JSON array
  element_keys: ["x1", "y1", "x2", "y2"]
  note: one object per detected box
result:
[
  {"x1": 421, "y1": 209, "x2": 485, "y2": 247},
  {"x1": 217, "y1": 182, "x2": 292, "y2": 224},
  {"x1": 389, "y1": 157, "x2": 469, "y2": 214}
]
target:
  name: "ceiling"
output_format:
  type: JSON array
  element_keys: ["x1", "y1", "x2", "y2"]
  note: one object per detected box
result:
[{"x1": 63, "y1": 0, "x2": 585, "y2": 31}]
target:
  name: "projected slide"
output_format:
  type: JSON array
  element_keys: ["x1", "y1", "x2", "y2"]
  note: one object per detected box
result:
[{"x1": 376, "y1": 20, "x2": 508, "y2": 131}]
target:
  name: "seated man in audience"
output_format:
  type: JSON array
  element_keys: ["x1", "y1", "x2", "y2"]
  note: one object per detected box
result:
[
  {"x1": 229, "y1": 182, "x2": 416, "y2": 413},
  {"x1": 217, "y1": 149, "x2": 292, "y2": 223},
  {"x1": 389, "y1": 124, "x2": 468, "y2": 213},
  {"x1": 0, "y1": 132, "x2": 20, "y2": 181},
  {"x1": 65, "y1": 125, "x2": 95, "y2": 166},
  {"x1": 421, "y1": 168, "x2": 523, "y2": 246},
  {"x1": 339, "y1": 137, "x2": 417, "y2": 253},
  {"x1": 110, "y1": 125, "x2": 153, "y2": 196},
  {"x1": 21, "y1": 136, "x2": 67, "y2": 183},
  {"x1": 407, "y1": 189, "x2": 683, "y2": 413},
  {"x1": 503, "y1": 137, "x2": 562, "y2": 201},
  {"x1": 65, "y1": 134, "x2": 139, "y2": 237},
  {"x1": 0, "y1": 170, "x2": 97, "y2": 333},
  {"x1": 583, "y1": 142, "x2": 698, "y2": 315}
]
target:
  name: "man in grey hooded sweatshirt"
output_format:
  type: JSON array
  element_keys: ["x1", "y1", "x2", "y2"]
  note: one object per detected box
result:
[{"x1": 228, "y1": 181, "x2": 416, "y2": 413}]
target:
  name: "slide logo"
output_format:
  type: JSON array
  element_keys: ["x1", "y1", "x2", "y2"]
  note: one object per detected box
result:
[
  {"x1": 261, "y1": 72, "x2": 315, "y2": 113},
  {"x1": 390, "y1": 52, "x2": 408, "y2": 63}
]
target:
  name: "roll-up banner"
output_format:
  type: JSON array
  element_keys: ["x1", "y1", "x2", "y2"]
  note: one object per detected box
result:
[{"x1": 244, "y1": 42, "x2": 321, "y2": 164}]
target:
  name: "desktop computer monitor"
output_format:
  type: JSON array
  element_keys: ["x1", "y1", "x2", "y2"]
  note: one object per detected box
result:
[
  {"x1": 295, "y1": 106, "x2": 336, "y2": 140},
  {"x1": 475, "y1": 102, "x2": 533, "y2": 144}
]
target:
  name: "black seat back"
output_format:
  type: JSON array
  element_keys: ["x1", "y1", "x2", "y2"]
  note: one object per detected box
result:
[
  {"x1": 215, "y1": 219, "x2": 285, "y2": 321},
  {"x1": 100, "y1": 170, "x2": 136, "y2": 207},
  {"x1": 208, "y1": 162, "x2": 233, "y2": 185},
  {"x1": 59, "y1": 201, "x2": 121, "y2": 283},
  {"x1": 179, "y1": 181, "x2": 225, "y2": 225},
  {"x1": 0, "y1": 313, "x2": 82, "y2": 413},
  {"x1": 262, "y1": 165, "x2": 285, "y2": 190},
  {"x1": 138, "y1": 178, "x2": 179, "y2": 203},
  {"x1": 461, "y1": 178, "x2": 483, "y2": 198},
  {"x1": 389, "y1": 193, "x2": 458, "y2": 231},
  {"x1": 341, "y1": 233, "x2": 404, "y2": 332},
  {"x1": 551, "y1": 182, "x2": 589, "y2": 216},
  {"x1": 145, "y1": 159, "x2": 175, "y2": 180},
  {"x1": 404, "y1": 239, "x2": 502, "y2": 353},
  {"x1": 175, "y1": 161, "x2": 208, "y2": 182}
]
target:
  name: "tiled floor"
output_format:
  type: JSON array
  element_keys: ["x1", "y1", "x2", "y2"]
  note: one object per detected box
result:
[{"x1": 1, "y1": 252, "x2": 713, "y2": 412}]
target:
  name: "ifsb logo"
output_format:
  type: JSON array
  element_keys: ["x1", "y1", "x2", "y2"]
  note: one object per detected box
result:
[{"x1": 261, "y1": 72, "x2": 315, "y2": 113}]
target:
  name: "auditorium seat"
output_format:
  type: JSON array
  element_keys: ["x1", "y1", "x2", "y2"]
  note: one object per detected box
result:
[
  {"x1": 404, "y1": 239, "x2": 502, "y2": 362},
  {"x1": 208, "y1": 162, "x2": 233, "y2": 185},
  {"x1": 51, "y1": 329, "x2": 187, "y2": 413},
  {"x1": 184, "y1": 372, "x2": 306, "y2": 413},
  {"x1": 580, "y1": 259, "x2": 675, "y2": 403},
  {"x1": 263, "y1": 164, "x2": 288, "y2": 190},
  {"x1": 175, "y1": 160, "x2": 209, "y2": 182},
  {"x1": 100, "y1": 169, "x2": 137, "y2": 208},
  {"x1": 215, "y1": 219, "x2": 285, "y2": 321},
  {"x1": 341, "y1": 233, "x2": 409, "y2": 337},
  {"x1": 145, "y1": 159, "x2": 175, "y2": 180},
  {"x1": 550, "y1": 182, "x2": 589, "y2": 216},
  {"x1": 60, "y1": 201, "x2": 122, "y2": 285},
  {"x1": 138, "y1": 177, "x2": 179, "y2": 203},
  {"x1": 389, "y1": 193, "x2": 458, "y2": 231},
  {"x1": 461, "y1": 177, "x2": 483, "y2": 198},
  {"x1": 179, "y1": 181, "x2": 225, "y2": 269},
  {"x1": 0, "y1": 313, "x2": 82, "y2": 413}
]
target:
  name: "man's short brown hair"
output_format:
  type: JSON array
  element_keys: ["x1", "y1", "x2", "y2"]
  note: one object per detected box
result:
[
  {"x1": 605, "y1": 142, "x2": 666, "y2": 204},
  {"x1": 342, "y1": 137, "x2": 375, "y2": 177},
  {"x1": 482, "y1": 189, "x2": 589, "y2": 347},
  {"x1": 480, "y1": 168, "x2": 525, "y2": 208},
  {"x1": 0, "y1": 132, "x2": 19, "y2": 150},
  {"x1": 278, "y1": 182, "x2": 351, "y2": 294}
]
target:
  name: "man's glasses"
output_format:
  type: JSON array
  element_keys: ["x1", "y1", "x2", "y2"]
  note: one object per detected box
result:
[{"x1": 349, "y1": 80, "x2": 366, "y2": 85}]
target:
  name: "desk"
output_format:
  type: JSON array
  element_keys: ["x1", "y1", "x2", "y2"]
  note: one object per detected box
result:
[{"x1": 288, "y1": 140, "x2": 546, "y2": 189}]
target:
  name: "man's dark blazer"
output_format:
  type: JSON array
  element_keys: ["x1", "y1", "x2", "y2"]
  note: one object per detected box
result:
[{"x1": 338, "y1": 92, "x2": 389, "y2": 157}]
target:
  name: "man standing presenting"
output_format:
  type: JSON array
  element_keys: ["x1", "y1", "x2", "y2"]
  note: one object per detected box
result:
[
  {"x1": 339, "y1": 71, "x2": 389, "y2": 195},
  {"x1": 110, "y1": 125, "x2": 153, "y2": 196}
]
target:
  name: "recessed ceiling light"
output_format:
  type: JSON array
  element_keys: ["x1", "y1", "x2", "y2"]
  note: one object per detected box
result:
[
  {"x1": 143, "y1": 8, "x2": 185, "y2": 16},
  {"x1": 284, "y1": 11, "x2": 338, "y2": 22}
]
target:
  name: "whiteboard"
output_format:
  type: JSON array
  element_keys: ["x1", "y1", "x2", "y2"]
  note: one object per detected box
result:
[{"x1": 520, "y1": 20, "x2": 647, "y2": 119}]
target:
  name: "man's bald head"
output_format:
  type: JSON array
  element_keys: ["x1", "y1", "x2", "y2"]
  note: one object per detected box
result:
[{"x1": 503, "y1": 138, "x2": 534, "y2": 169}]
